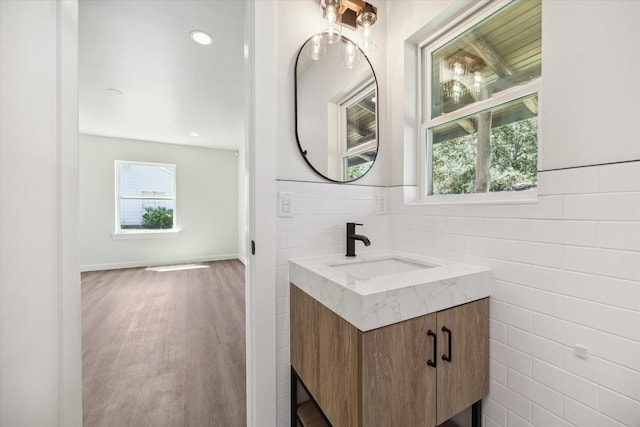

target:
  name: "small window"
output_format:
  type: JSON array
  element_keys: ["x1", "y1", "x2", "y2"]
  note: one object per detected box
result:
[
  {"x1": 421, "y1": 0, "x2": 541, "y2": 199},
  {"x1": 115, "y1": 161, "x2": 176, "y2": 232},
  {"x1": 340, "y1": 84, "x2": 377, "y2": 181}
]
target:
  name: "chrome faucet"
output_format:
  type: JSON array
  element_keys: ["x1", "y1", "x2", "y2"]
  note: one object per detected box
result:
[{"x1": 346, "y1": 222, "x2": 371, "y2": 257}]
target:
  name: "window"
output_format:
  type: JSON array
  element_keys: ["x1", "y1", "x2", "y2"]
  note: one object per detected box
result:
[
  {"x1": 340, "y1": 83, "x2": 377, "y2": 181},
  {"x1": 421, "y1": 0, "x2": 541, "y2": 200},
  {"x1": 115, "y1": 161, "x2": 176, "y2": 232}
]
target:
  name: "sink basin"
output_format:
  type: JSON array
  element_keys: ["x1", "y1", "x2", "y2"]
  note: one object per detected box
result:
[{"x1": 329, "y1": 258, "x2": 436, "y2": 280}]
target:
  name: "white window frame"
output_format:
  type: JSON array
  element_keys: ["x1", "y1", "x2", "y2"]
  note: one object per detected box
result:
[
  {"x1": 113, "y1": 160, "x2": 179, "y2": 239},
  {"x1": 339, "y1": 80, "x2": 377, "y2": 180},
  {"x1": 417, "y1": 0, "x2": 540, "y2": 204}
]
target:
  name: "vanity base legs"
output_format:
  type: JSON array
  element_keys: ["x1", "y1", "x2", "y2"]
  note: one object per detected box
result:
[
  {"x1": 291, "y1": 368, "x2": 297, "y2": 427},
  {"x1": 472, "y1": 400, "x2": 482, "y2": 427}
]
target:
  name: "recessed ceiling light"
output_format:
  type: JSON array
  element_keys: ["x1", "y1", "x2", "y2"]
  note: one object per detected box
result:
[
  {"x1": 107, "y1": 88, "x2": 123, "y2": 95},
  {"x1": 189, "y1": 132, "x2": 200, "y2": 137},
  {"x1": 190, "y1": 30, "x2": 212, "y2": 46}
]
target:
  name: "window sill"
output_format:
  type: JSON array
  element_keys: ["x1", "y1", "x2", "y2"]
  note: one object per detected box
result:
[
  {"x1": 409, "y1": 190, "x2": 537, "y2": 206},
  {"x1": 112, "y1": 229, "x2": 180, "y2": 240}
]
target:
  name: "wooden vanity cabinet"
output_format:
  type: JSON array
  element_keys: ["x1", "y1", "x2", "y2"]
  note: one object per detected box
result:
[{"x1": 290, "y1": 284, "x2": 489, "y2": 427}]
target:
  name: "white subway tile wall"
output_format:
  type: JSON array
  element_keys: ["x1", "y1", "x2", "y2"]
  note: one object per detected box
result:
[
  {"x1": 390, "y1": 162, "x2": 640, "y2": 426},
  {"x1": 276, "y1": 161, "x2": 640, "y2": 427}
]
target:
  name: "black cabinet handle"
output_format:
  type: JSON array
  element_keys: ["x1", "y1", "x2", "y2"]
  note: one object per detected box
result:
[
  {"x1": 442, "y1": 326, "x2": 452, "y2": 362},
  {"x1": 427, "y1": 330, "x2": 437, "y2": 368}
]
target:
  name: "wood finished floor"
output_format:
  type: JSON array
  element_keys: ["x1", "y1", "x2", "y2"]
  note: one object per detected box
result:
[{"x1": 81, "y1": 260, "x2": 246, "y2": 427}]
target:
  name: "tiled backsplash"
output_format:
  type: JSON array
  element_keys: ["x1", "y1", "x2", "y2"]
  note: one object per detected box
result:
[{"x1": 276, "y1": 161, "x2": 640, "y2": 427}]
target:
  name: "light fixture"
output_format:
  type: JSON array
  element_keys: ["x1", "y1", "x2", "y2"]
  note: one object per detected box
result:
[
  {"x1": 442, "y1": 56, "x2": 486, "y2": 104},
  {"x1": 356, "y1": 2, "x2": 377, "y2": 53},
  {"x1": 190, "y1": 30, "x2": 212, "y2": 46},
  {"x1": 306, "y1": 33, "x2": 327, "y2": 61},
  {"x1": 321, "y1": 0, "x2": 342, "y2": 44},
  {"x1": 317, "y1": 1, "x2": 378, "y2": 50},
  {"x1": 189, "y1": 132, "x2": 199, "y2": 137}
]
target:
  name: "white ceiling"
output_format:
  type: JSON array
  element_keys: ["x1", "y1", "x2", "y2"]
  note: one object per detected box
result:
[{"x1": 79, "y1": 0, "x2": 246, "y2": 151}]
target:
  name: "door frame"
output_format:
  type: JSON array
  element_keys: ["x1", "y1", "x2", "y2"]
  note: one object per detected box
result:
[{"x1": 244, "y1": 1, "x2": 278, "y2": 426}]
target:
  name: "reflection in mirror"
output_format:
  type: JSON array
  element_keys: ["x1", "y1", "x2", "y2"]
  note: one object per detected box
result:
[{"x1": 295, "y1": 35, "x2": 378, "y2": 182}]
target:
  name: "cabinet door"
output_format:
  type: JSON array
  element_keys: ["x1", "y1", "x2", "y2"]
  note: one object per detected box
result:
[
  {"x1": 436, "y1": 298, "x2": 489, "y2": 425},
  {"x1": 361, "y1": 313, "x2": 438, "y2": 427}
]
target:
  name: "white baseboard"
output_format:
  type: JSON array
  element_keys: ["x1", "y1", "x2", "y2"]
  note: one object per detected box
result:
[
  {"x1": 80, "y1": 253, "x2": 241, "y2": 272},
  {"x1": 237, "y1": 255, "x2": 247, "y2": 265}
]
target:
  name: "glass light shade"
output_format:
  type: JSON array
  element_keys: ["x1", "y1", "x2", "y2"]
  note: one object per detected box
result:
[
  {"x1": 341, "y1": 39, "x2": 359, "y2": 69},
  {"x1": 321, "y1": 0, "x2": 342, "y2": 44},
  {"x1": 453, "y1": 61, "x2": 464, "y2": 77},
  {"x1": 472, "y1": 71, "x2": 484, "y2": 98},
  {"x1": 356, "y1": 9, "x2": 377, "y2": 53},
  {"x1": 306, "y1": 34, "x2": 327, "y2": 61}
]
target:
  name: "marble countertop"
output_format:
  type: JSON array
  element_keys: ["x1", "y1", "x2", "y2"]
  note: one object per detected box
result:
[{"x1": 289, "y1": 251, "x2": 490, "y2": 332}]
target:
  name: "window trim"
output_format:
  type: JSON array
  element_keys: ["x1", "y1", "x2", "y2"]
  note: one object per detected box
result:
[
  {"x1": 423, "y1": 84, "x2": 540, "y2": 201},
  {"x1": 342, "y1": 145, "x2": 377, "y2": 181},
  {"x1": 417, "y1": 0, "x2": 541, "y2": 203},
  {"x1": 114, "y1": 160, "x2": 178, "y2": 236},
  {"x1": 338, "y1": 80, "x2": 377, "y2": 180},
  {"x1": 112, "y1": 229, "x2": 180, "y2": 240}
]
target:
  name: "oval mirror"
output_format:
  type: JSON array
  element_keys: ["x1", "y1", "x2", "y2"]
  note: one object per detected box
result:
[{"x1": 295, "y1": 35, "x2": 378, "y2": 182}]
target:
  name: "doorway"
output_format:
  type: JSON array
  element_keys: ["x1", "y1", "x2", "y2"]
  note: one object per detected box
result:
[{"x1": 78, "y1": 1, "x2": 248, "y2": 425}]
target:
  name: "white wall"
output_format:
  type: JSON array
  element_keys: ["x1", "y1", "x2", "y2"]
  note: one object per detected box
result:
[
  {"x1": 387, "y1": 0, "x2": 456, "y2": 186},
  {"x1": 385, "y1": 1, "x2": 640, "y2": 426},
  {"x1": 0, "y1": 1, "x2": 82, "y2": 425},
  {"x1": 540, "y1": 0, "x2": 640, "y2": 171},
  {"x1": 79, "y1": 134, "x2": 239, "y2": 270}
]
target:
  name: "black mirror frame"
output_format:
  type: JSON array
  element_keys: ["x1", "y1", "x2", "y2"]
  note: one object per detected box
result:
[{"x1": 294, "y1": 35, "x2": 379, "y2": 183}]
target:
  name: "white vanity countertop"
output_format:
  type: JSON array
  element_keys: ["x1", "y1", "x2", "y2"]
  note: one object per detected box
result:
[{"x1": 289, "y1": 251, "x2": 490, "y2": 331}]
